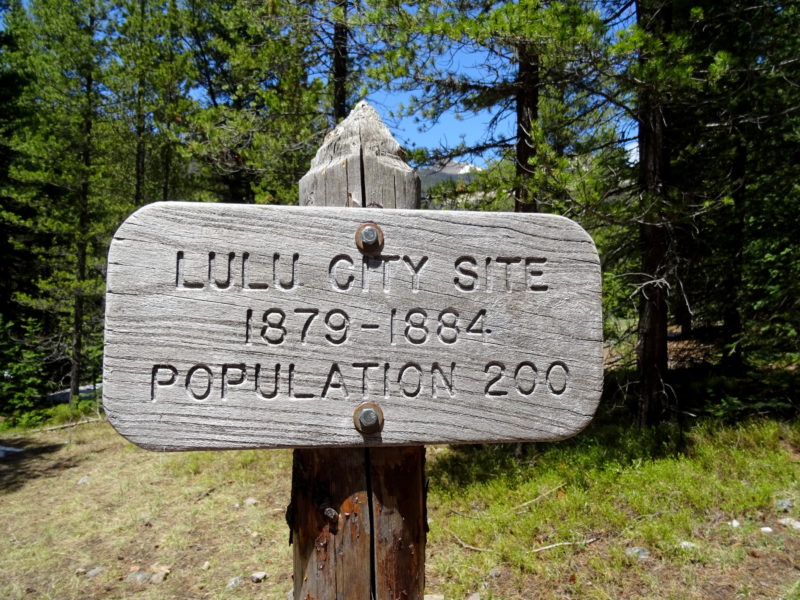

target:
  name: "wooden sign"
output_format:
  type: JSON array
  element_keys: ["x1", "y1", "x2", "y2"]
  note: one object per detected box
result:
[{"x1": 103, "y1": 202, "x2": 602, "y2": 450}]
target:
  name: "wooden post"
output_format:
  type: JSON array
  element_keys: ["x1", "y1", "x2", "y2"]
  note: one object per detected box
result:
[{"x1": 289, "y1": 102, "x2": 426, "y2": 599}]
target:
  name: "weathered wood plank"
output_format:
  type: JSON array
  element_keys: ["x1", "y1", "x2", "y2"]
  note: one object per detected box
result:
[
  {"x1": 290, "y1": 448, "x2": 371, "y2": 598},
  {"x1": 102, "y1": 100, "x2": 602, "y2": 600},
  {"x1": 370, "y1": 446, "x2": 426, "y2": 600},
  {"x1": 102, "y1": 203, "x2": 603, "y2": 450}
]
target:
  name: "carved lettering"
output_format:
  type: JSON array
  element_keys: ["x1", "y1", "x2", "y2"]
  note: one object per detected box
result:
[
  {"x1": 151, "y1": 365, "x2": 177, "y2": 401},
  {"x1": 526, "y1": 257, "x2": 548, "y2": 292},
  {"x1": 289, "y1": 363, "x2": 315, "y2": 398},
  {"x1": 209, "y1": 252, "x2": 235, "y2": 289},
  {"x1": 353, "y1": 362, "x2": 380, "y2": 398},
  {"x1": 176, "y1": 251, "x2": 204, "y2": 289},
  {"x1": 329, "y1": 254, "x2": 354, "y2": 290},
  {"x1": 398, "y1": 362, "x2": 423, "y2": 398},
  {"x1": 431, "y1": 362, "x2": 455, "y2": 398},
  {"x1": 454, "y1": 256, "x2": 478, "y2": 291},
  {"x1": 185, "y1": 364, "x2": 213, "y2": 401},
  {"x1": 322, "y1": 363, "x2": 349, "y2": 398},
  {"x1": 381, "y1": 255, "x2": 401, "y2": 291},
  {"x1": 221, "y1": 363, "x2": 246, "y2": 398},
  {"x1": 242, "y1": 252, "x2": 269, "y2": 289},
  {"x1": 402, "y1": 256, "x2": 428, "y2": 291},
  {"x1": 254, "y1": 363, "x2": 280, "y2": 399},
  {"x1": 495, "y1": 256, "x2": 522, "y2": 292},
  {"x1": 273, "y1": 252, "x2": 299, "y2": 290}
]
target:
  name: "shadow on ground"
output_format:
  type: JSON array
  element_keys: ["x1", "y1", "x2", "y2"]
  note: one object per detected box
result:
[{"x1": 0, "y1": 437, "x2": 83, "y2": 494}]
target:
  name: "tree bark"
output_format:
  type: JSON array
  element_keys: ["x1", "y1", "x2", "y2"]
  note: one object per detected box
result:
[
  {"x1": 721, "y1": 140, "x2": 746, "y2": 370},
  {"x1": 71, "y1": 11, "x2": 96, "y2": 406},
  {"x1": 635, "y1": 0, "x2": 671, "y2": 426},
  {"x1": 134, "y1": 85, "x2": 146, "y2": 206},
  {"x1": 133, "y1": 0, "x2": 147, "y2": 206},
  {"x1": 332, "y1": 0, "x2": 348, "y2": 122},
  {"x1": 514, "y1": 42, "x2": 539, "y2": 213}
]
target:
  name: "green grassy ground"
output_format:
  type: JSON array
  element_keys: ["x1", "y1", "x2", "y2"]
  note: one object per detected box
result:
[{"x1": 1, "y1": 418, "x2": 799, "y2": 599}]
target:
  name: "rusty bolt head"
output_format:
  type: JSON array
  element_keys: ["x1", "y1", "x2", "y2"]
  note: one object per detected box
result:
[
  {"x1": 355, "y1": 222, "x2": 384, "y2": 255},
  {"x1": 353, "y1": 401, "x2": 384, "y2": 435},
  {"x1": 323, "y1": 507, "x2": 338, "y2": 522},
  {"x1": 360, "y1": 408, "x2": 378, "y2": 428}
]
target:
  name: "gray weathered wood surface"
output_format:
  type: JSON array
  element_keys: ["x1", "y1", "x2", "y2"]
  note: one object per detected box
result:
[
  {"x1": 102, "y1": 101, "x2": 601, "y2": 600},
  {"x1": 103, "y1": 101, "x2": 602, "y2": 451},
  {"x1": 103, "y1": 203, "x2": 602, "y2": 450},
  {"x1": 291, "y1": 102, "x2": 426, "y2": 600},
  {"x1": 300, "y1": 101, "x2": 419, "y2": 209}
]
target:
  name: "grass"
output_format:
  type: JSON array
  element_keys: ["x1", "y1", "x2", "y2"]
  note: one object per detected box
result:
[
  {"x1": 1, "y1": 418, "x2": 799, "y2": 599},
  {"x1": 425, "y1": 419, "x2": 800, "y2": 598},
  {"x1": 0, "y1": 398, "x2": 100, "y2": 432}
]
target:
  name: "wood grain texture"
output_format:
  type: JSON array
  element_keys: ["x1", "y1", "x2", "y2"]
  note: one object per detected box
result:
[
  {"x1": 103, "y1": 203, "x2": 602, "y2": 450},
  {"x1": 300, "y1": 101, "x2": 419, "y2": 210},
  {"x1": 290, "y1": 448, "x2": 371, "y2": 599},
  {"x1": 370, "y1": 446, "x2": 426, "y2": 600},
  {"x1": 292, "y1": 103, "x2": 426, "y2": 600}
]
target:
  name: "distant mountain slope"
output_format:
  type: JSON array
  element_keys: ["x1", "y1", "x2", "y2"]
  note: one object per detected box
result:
[{"x1": 417, "y1": 161, "x2": 481, "y2": 192}]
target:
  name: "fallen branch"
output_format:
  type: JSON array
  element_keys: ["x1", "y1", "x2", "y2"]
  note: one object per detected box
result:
[
  {"x1": 514, "y1": 483, "x2": 566, "y2": 512},
  {"x1": 448, "y1": 530, "x2": 493, "y2": 553},
  {"x1": 448, "y1": 483, "x2": 568, "y2": 520},
  {"x1": 531, "y1": 537, "x2": 599, "y2": 554},
  {"x1": 195, "y1": 480, "x2": 233, "y2": 502},
  {"x1": 448, "y1": 509, "x2": 493, "y2": 520},
  {"x1": 26, "y1": 418, "x2": 103, "y2": 434}
]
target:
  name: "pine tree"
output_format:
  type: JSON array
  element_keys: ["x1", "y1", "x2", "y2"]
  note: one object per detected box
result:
[
  {"x1": 366, "y1": 0, "x2": 612, "y2": 213},
  {"x1": 5, "y1": 0, "x2": 121, "y2": 403},
  {"x1": 182, "y1": 0, "x2": 326, "y2": 203}
]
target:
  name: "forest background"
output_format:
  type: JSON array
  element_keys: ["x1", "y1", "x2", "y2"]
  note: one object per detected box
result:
[{"x1": 0, "y1": 0, "x2": 798, "y2": 429}]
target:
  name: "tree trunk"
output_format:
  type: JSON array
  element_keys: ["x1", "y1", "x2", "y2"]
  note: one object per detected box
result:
[
  {"x1": 134, "y1": 85, "x2": 146, "y2": 206},
  {"x1": 161, "y1": 143, "x2": 172, "y2": 202},
  {"x1": 332, "y1": 0, "x2": 348, "y2": 122},
  {"x1": 133, "y1": 0, "x2": 147, "y2": 206},
  {"x1": 514, "y1": 42, "x2": 539, "y2": 213},
  {"x1": 635, "y1": 0, "x2": 671, "y2": 426},
  {"x1": 71, "y1": 16, "x2": 95, "y2": 406},
  {"x1": 721, "y1": 140, "x2": 746, "y2": 370}
]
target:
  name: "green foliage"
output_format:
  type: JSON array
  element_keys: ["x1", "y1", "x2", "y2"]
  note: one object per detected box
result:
[
  {"x1": 0, "y1": 0, "x2": 798, "y2": 422},
  {"x1": 0, "y1": 317, "x2": 51, "y2": 415},
  {"x1": 180, "y1": 0, "x2": 326, "y2": 204},
  {"x1": 0, "y1": 397, "x2": 98, "y2": 431}
]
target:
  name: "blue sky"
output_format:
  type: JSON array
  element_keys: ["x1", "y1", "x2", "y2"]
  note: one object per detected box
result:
[{"x1": 368, "y1": 92, "x2": 509, "y2": 168}]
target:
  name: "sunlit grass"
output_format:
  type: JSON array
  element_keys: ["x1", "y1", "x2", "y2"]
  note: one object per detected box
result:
[
  {"x1": 425, "y1": 419, "x2": 800, "y2": 599},
  {"x1": 1, "y1": 418, "x2": 798, "y2": 599}
]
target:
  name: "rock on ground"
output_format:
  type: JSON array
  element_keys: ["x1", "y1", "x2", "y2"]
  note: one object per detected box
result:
[
  {"x1": 625, "y1": 546, "x2": 650, "y2": 559},
  {"x1": 779, "y1": 517, "x2": 800, "y2": 531},
  {"x1": 85, "y1": 566, "x2": 104, "y2": 578},
  {"x1": 125, "y1": 570, "x2": 150, "y2": 584},
  {"x1": 149, "y1": 566, "x2": 170, "y2": 584},
  {"x1": 250, "y1": 571, "x2": 268, "y2": 583},
  {"x1": 227, "y1": 576, "x2": 246, "y2": 590}
]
